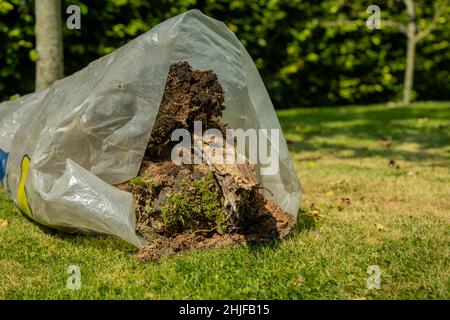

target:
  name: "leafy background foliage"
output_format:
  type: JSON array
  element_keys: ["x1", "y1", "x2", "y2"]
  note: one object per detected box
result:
[{"x1": 0, "y1": 0, "x2": 449, "y2": 107}]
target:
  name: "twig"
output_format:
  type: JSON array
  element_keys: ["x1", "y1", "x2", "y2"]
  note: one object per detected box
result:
[
  {"x1": 322, "y1": 19, "x2": 407, "y2": 34},
  {"x1": 321, "y1": 20, "x2": 362, "y2": 28},
  {"x1": 416, "y1": 0, "x2": 449, "y2": 42},
  {"x1": 383, "y1": 19, "x2": 407, "y2": 34},
  {"x1": 191, "y1": 227, "x2": 217, "y2": 235}
]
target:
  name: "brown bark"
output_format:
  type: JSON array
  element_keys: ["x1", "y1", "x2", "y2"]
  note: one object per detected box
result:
[{"x1": 35, "y1": 0, "x2": 64, "y2": 91}]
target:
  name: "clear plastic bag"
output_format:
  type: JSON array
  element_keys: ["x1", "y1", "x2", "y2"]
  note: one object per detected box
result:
[{"x1": 0, "y1": 10, "x2": 301, "y2": 247}]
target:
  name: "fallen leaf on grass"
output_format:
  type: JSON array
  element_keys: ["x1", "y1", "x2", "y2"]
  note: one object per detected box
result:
[
  {"x1": 378, "y1": 139, "x2": 392, "y2": 148},
  {"x1": 337, "y1": 197, "x2": 351, "y2": 211},
  {"x1": 308, "y1": 210, "x2": 320, "y2": 219},
  {"x1": 293, "y1": 276, "x2": 305, "y2": 287},
  {"x1": 0, "y1": 219, "x2": 8, "y2": 228},
  {"x1": 307, "y1": 161, "x2": 317, "y2": 167},
  {"x1": 308, "y1": 203, "x2": 321, "y2": 219},
  {"x1": 388, "y1": 160, "x2": 400, "y2": 169}
]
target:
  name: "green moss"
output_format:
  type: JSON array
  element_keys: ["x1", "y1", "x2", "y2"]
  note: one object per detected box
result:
[
  {"x1": 130, "y1": 176, "x2": 163, "y2": 191},
  {"x1": 130, "y1": 176, "x2": 150, "y2": 187},
  {"x1": 160, "y1": 172, "x2": 227, "y2": 233}
]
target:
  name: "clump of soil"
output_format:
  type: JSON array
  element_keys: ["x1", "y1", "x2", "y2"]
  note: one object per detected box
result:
[{"x1": 116, "y1": 61, "x2": 294, "y2": 261}]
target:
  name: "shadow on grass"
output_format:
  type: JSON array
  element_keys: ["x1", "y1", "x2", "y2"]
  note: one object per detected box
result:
[
  {"x1": 246, "y1": 210, "x2": 316, "y2": 253},
  {"x1": 30, "y1": 216, "x2": 137, "y2": 251},
  {"x1": 290, "y1": 140, "x2": 449, "y2": 163},
  {"x1": 278, "y1": 103, "x2": 450, "y2": 163}
]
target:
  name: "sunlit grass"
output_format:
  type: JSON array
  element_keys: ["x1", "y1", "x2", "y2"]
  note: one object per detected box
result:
[{"x1": 0, "y1": 101, "x2": 449, "y2": 299}]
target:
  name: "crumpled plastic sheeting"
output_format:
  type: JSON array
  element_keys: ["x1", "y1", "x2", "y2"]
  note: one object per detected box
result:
[{"x1": 0, "y1": 10, "x2": 301, "y2": 247}]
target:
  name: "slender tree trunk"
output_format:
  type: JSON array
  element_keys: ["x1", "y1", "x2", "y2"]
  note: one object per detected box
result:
[
  {"x1": 403, "y1": 0, "x2": 416, "y2": 105},
  {"x1": 35, "y1": 0, "x2": 64, "y2": 91},
  {"x1": 403, "y1": 36, "x2": 416, "y2": 105}
]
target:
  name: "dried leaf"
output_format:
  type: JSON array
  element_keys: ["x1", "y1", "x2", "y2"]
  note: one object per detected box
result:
[
  {"x1": 308, "y1": 210, "x2": 320, "y2": 219},
  {"x1": 293, "y1": 276, "x2": 305, "y2": 287},
  {"x1": 0, "y1": 219, "x2": 8, "y2": 228},
  {"x1": 307, "y1": 161, "x2": 317, "y2": 167},
  {"x1": 378, "y1": 139, "x2": 392, "y2": 148},
  {"x1": 388, "y1": 159, "x2": 400, "y2": 169}
]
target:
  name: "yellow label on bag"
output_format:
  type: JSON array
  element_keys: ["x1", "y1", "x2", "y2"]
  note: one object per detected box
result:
[{"x1": 18, "y1": 155, "x2": 32, "y2": 218}]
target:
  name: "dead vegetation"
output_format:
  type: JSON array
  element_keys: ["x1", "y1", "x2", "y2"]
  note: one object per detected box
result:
[{"x1": 116, "y1": 61, "x2": 294, "y2": 261}]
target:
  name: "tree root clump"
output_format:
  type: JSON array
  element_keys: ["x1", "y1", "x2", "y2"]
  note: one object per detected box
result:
[{"x1": 116, "y1": 61, "x2": 294, "y2": 261}]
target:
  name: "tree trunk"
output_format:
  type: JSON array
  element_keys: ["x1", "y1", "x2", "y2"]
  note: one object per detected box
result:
[
  {"x1": 403, "y1": 0, "x2": 416, "y2": 105},
  {"x1": 35, "y1": 0, "x2": 64, "y2": 91},
  {"x1": 403, "y1": 36, "x2": 416, "y2": 105}
]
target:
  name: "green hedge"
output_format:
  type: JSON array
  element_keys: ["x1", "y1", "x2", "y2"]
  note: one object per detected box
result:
[{"x1": 0, "y1": 0, "x2": 449, "y2": 107}]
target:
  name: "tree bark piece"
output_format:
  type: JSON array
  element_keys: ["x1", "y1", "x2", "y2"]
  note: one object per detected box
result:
[{"x1": 116, "y1": 62, "x2": 295, "y2": 261}]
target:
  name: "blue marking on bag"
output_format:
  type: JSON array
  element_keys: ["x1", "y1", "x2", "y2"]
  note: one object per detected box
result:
[{"x1": 0, "y1": 148, "x2": 8, "y2": 181}]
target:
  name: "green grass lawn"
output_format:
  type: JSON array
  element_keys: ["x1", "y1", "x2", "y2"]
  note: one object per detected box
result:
[{"x1": 1, "y1": 101, "x2": 449, "y2": 299}]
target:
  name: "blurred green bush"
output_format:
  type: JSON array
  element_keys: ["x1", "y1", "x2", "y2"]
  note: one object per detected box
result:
[{"x1": 0, "y1": 0, "x2": 449, "y2": 107}]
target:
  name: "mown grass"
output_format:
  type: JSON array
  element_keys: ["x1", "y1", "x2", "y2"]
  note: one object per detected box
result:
[{"x1": 1, "y1": 101, "x2": 449, "y2": 299}]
